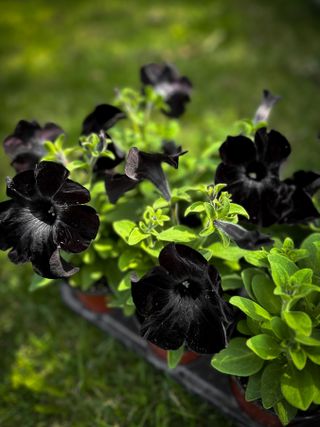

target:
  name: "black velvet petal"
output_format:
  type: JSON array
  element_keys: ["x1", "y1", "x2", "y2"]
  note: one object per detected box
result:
[
  {"x1": 140, "y1": 63, "x2": 192, "y2": 118},
  {"x1": 214, "y1": 220, "x2": 274, "y2": 250},
  {"x1": 82, "y1": 104, "x2": 126, "y2": 135},
  {"x1": 3, "y1": 120, "x2": 63, "y2": 172},
  {"x1": 104, "y1": 173, "x2": 139, "y2": 204},
  {"x1": 280, "y1": 186, "x2": 320, "y2": 224},
  {"x1": 132, "y1": 243, "x2": 232, "y2": 354},
  {"x1": 284, "y1": 170, "x2": 320, "y2": 196},
  {"x1": 35, "y1": 161, "x2": 69, "y2": 197},
  {"x1": 219, "y1": 135, "x2": 256, "y2": 166},
  {"x1": 53, "y1": 180, "x2": 90, "y2": 205},
  {"x1": 0, "y1": 161, "x2": 99, "y2": 278}
]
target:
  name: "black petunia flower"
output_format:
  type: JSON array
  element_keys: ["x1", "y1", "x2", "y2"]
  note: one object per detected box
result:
[
  {"x1": 81, "y1": 104, "x2": 126, "y2": 135},
  {"x1": 131, "y1": 243, "x2": 233, "y2": 354},
  {"x1": 253, "y1": 89, "x2": 281, "y2": 124},
  {"x1": 140, "y1": 63, "x2": 192, "y2": 118},
  {"x1": 105, "y1": 146, "x2": 187, "y2": 203},
  {"x1": 0, "y1": 161, "x2": 99, "y2": 278},
  {"x1": 280, "y1": 170, "x2": 320, "y2": 224},
  {"x1": 215, "y1": 127, "x2": 291, "y2": 227},
  {"x1": 3, "y1": 120, "x2": 63, "y2": 172},
  {"x1": 214, "y1": 220, "x2": 274, "y2": 250}
]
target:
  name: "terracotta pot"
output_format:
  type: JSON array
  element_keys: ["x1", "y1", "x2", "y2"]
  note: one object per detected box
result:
[
  {"x1": 75, "y1": 291, "x2": 111, "y2": 314},
  {"x1": 230, "y1": 377, "x2": 320, "y2": 427},
  {"x1": 148, "y1": 342, "x2": 200, "y2": 365}
]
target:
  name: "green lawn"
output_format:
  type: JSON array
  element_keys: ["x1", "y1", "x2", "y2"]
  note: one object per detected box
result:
[{"x1": 0, "y1": 0, "x2": 320, "y2": 425}]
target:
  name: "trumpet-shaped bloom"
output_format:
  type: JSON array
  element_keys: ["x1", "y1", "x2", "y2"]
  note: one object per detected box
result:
[
  {"x1": 0, "y1": 161, "x2": 99, "y2": 278},
  {"x1": 131, "y1": 243, "x2": 233, "y2": 354}
]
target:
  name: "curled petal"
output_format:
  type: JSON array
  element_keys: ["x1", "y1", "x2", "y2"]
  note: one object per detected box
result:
[
  {"x1": 82, "y1": 104, "x2": 126, "y2": 135},
  {"x1": 255, "y1": 128, "x2": 291, "y2": 165},
  {"x1": 94, "y1": 142, "x2": 125, "y2": 173},
  {"x1": 214, "y1": 220, "x2": 274, "y2": 250},
  {"x1": 285, "y1": 170, "x2": 320, "y2": 196},
  {"x1": 105, "y1": 173, "x2": 139, "y2": 203}
]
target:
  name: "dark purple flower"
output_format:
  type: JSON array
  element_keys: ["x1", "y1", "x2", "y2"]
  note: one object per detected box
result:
[
  {"x1": 253, "y1": 89, "x2": 281, "y2": 124},
  {"x1": 105, "y1": 146, "x2": 187, "y2": 203},
  {"x1": 0, "y1": 161, "x2": 99, "y2": 279},
  {"x1": 214, "y1": 220, "x2": 274, "y2": 250},
  {"x1": 140, "y1": 63, "x2": 192, "y2": 118},
  {"x1": 3, "y1": 120, "x2": 63, "y2": 172},
  {"x1": 215, "y1": 127, "x2": 291, "y2": 227},
  {"x1": 81, "y1": 104, "x2": 126, "y2": 135},
  {"x1": 131, "y1": 243, "x2": 233, "y2": 354}
]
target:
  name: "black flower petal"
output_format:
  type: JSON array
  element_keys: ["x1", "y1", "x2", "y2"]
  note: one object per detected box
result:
[
  {"x1": 3, "y1": 120, "x2": 63, "y2": 172},
  {"x1": 104, "y1": 173, "x2": 139, "y2": 204},
  {"x1": 0, "y1": 161, "x2": 99, "y2": 278},
  {"x1": 214, "y1": 220, "x2": 274, "y2": 250},
  {"x1": 140, "y1": 63, "x2": 192, "y2": 118},
  {"x1": 284, "y1": 170, "x2": 320, "y2": 196},
  {"x1": 215, "y1": 128, "x2": 293, "y2": 226},
  {"x1": 253, "y1": 89, "x2": 281, "y2": 124},
  {"x1": 279, "y1": 184, "x2": 320, "y2": 224},
  {"x1": 81, "y1": 104, "x2": 126, "y2": 135},
  {"x1": 35, "y1": 161, "x2": 69, "y2": 197},
  {"x1": 132, "y1": 243, "x2": 232, "y2": 354}
]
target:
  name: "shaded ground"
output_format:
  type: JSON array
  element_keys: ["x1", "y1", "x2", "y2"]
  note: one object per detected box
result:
[{"x1": 0, "y1": 0, "x2": 320, "y2": 426}]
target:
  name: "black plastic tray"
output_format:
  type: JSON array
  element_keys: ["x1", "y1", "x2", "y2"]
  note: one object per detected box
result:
[{"x1": 60, "y1": 282, "x2": 260, "y2": 427}]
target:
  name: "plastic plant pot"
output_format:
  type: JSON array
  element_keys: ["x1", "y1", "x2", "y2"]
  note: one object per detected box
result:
[
  {"x1": 73, "y1": 278, "x2": 112, "y2": 314},
  {"x1": 230, "y1": 377, "x2": 320, "y2": 427}
]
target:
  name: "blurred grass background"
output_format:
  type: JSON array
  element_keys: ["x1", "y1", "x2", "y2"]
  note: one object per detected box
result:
[{"x1": 0, "y1": 0, "x2": 319, "y2": 426}]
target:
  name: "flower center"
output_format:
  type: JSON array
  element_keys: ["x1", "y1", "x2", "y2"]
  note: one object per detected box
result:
[
  {"x1": 30, "y1": 199, "x2": 57, "y2": 225},
  {"x1": 176, "y1": 279, "x2": 201, "y2": 299},
  {"x1": 246, "y1": 161, "x2": 267, "y2": 181}
]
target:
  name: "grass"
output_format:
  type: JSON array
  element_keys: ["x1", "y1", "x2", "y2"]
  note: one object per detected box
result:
[{"x1": 0, "y1": 0, "x2": 320, "y2": 425}]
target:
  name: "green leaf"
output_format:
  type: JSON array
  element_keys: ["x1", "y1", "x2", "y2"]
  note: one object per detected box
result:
[
  {"x1": 289, "y1": 268, "x2": 313, "y2": 286},
  {"x1": 268, "y1": 254, "x2": 298, "y2": 289},
  {"x1": 230, "y1": 296, "x2": 272, "y2": 321},
  {"x1": 221, "y1": 274, "x2": 243, "y2": 291},
  {"x1": 260, "y1": 362, "x2": 283, "y2": 408},
  {"x1": 241, "y1": 268, "x2": 260, "y2": 299},
  {"x1": 237, "y1": 320, "x2": 252, "y2": 336},
  {"x1": 228, "y1": 203, "x2": 249, "y2": 219},
  {"x1": 283, "y1": 311, "x2": 312, "y2": 336},
  {"x1": 68, "y1": 160, "x2": 88, "y2": 171},
  {"x1": 127, "y1": 227, "x2": 149, "y2": 245},
  {"x1": 208, "y1": 242, "x2": 247, "y2": 263},
  {"x1": 281, "y1": 365, "x2": 315, "y2": 410},
  {"x1": 251, "y1": 273, "x2": 281, "y2": 315},
  {"x1": 118, "y1": 273, "x2": 132, "y2": 291},
  {"x1": 245, "y1": 371, "x2": 262, "y2": 401},
  {"x1": 274, "y1": 399, "x2": 297, "y2": 426},
  {"x1": 184, "y1": 201, "x2": 205, "y2": 216},
  {"x1": 113, "y1": 220, "x2": 136, "y2": 242},
  {"x1": 246, "y1": 334, "x2": 281, "y2": 360},
  {"x1": 295, "y1": 332, "x2": 320, "y2": 347},
  {"x1": 289, "y1": 347, "x2": 307, "y2": 370},
  {"x1": 211, "y1": 338, "x2": 264, "y2": 376},
  {"x1": 306, "y1": 347, "x2": 320, "y2": 365},
  {"x1": 299, "y1": 233, "x2": 320, "y2": 275},
  {"x1": 157, "y1": 226, "x2": 197, "y2": 243},
  {"x1": 244, "y1": 250, "x2": 269, "y2": 267},
  {"x1": 309, "y1": 363, "x2": 320, "y2": 404},
  {"x1": 29, "y1": 274, "x2": 55, "y2": 292},
  {"x1": 270, "y1": 317, "x2": 290, "y2": 340},
  {"x1": 167, "y1": 346, "x2": 184, "y2": 369}
]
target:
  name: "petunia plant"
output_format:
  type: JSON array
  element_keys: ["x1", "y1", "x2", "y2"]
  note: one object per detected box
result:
[
  {"x1": 212, "y1": 235, "x2": 320, "y2": 425},
  {"x1": 1, "y1": 62, "x2": 320, "y2": 424}
]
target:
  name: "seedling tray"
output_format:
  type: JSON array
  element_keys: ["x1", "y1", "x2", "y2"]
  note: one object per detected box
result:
[{"x1": 60, "y1": 282, "x2": 260, "y2": 427}]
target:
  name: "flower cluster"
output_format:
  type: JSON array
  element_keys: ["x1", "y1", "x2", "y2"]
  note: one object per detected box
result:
[{"x1": 215, "y1": 127, "x2": 320, "y2": 226}]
